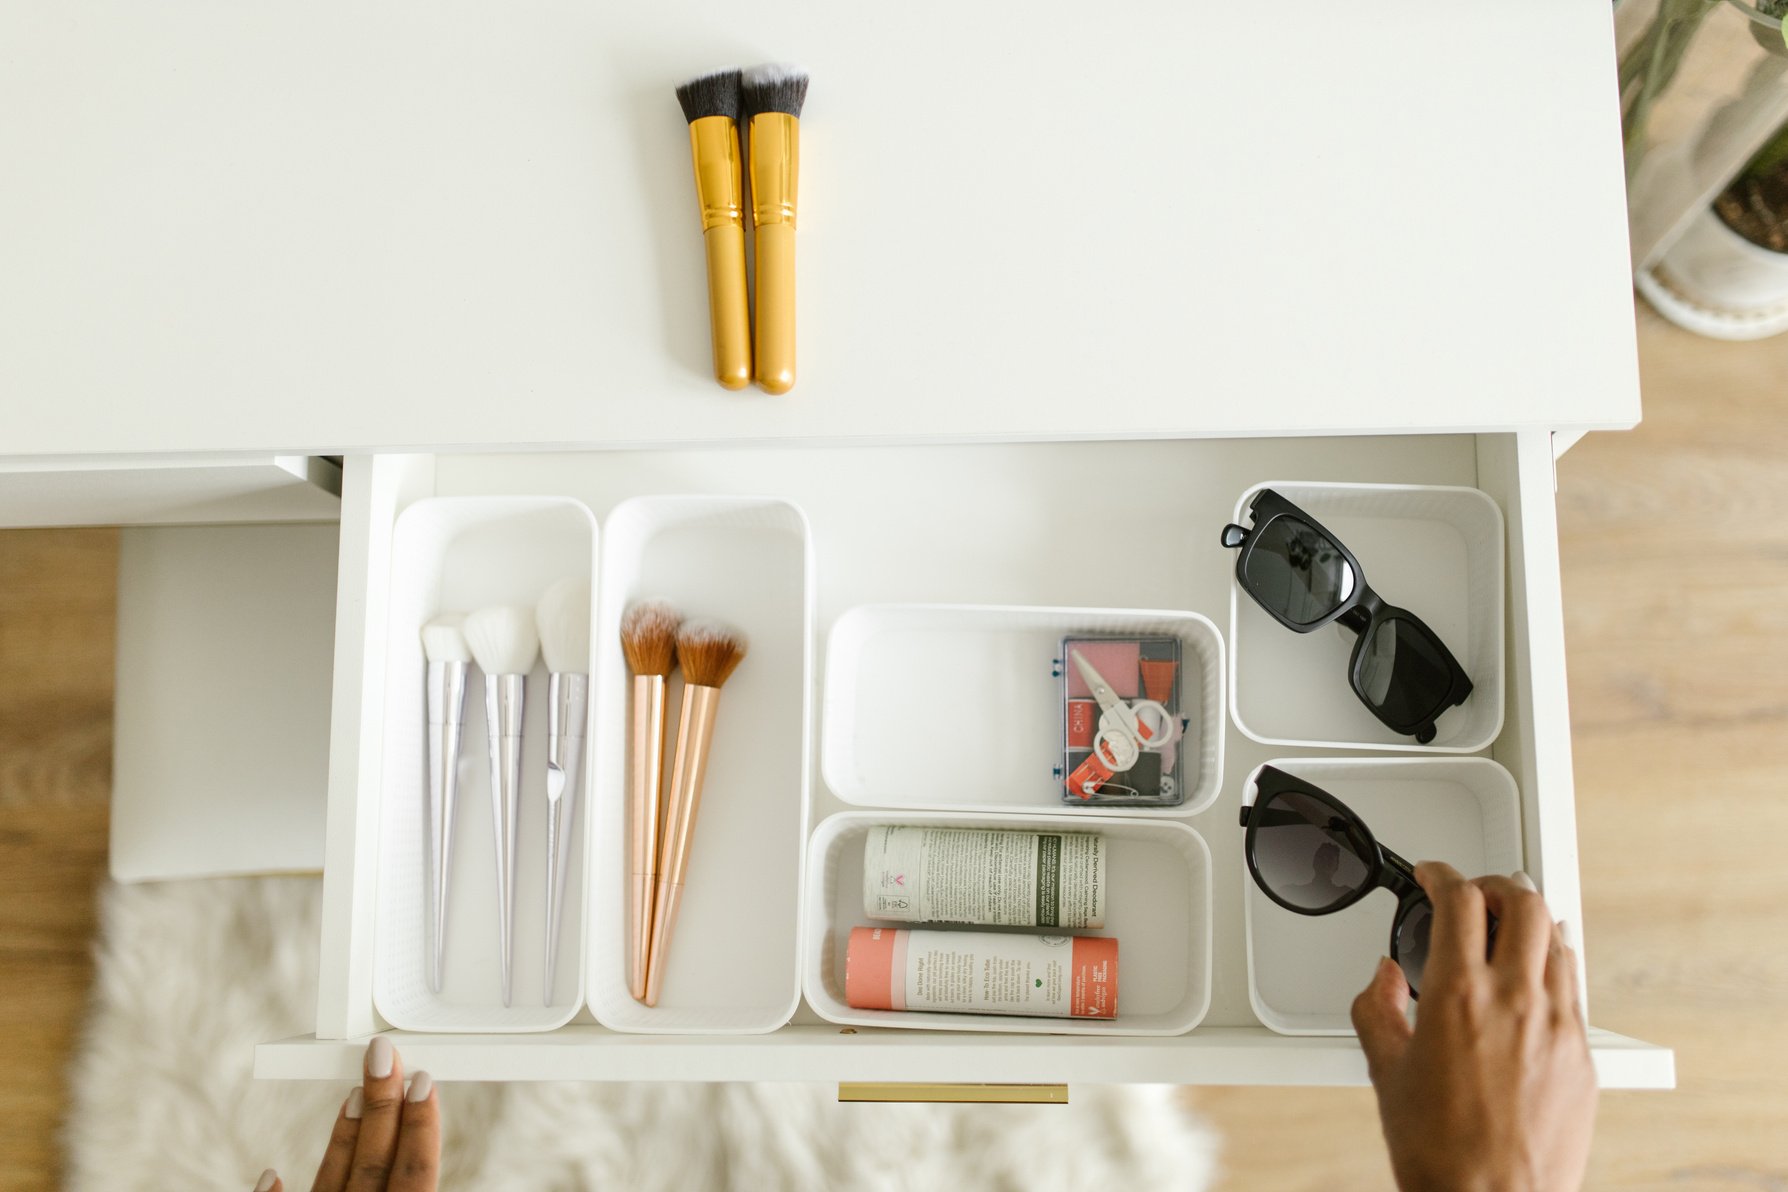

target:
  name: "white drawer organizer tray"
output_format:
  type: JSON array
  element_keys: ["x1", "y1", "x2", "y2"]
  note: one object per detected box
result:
[
  {"x1": 378, "y1": 493, "x2": 813, "y2": 1036},
  {"x1": 823, "y1": 604, "x2": 1224, "y2": 817},
  {"x1": 1228, "y1": 481, "x2": 1505, "y2": 753},
  {"x1": 804, "y1": 810, "x2": 1213, "y2": 1036},
  {"x1": 1239, "y1": 757, "x2": 1523, "y2": 1035},
  {"x1": 586, "y1": 495, "x2": 814, "y2": 1035},
  {"x1": 259, "y1": 433, "x2": 1674, "y2": 1089},
  {"x1": 373, "y1": 497, "x2": 597, "y2": 1032}
]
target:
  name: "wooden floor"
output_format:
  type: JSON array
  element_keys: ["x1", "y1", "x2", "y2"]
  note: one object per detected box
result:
[
  {"x1": 0, "y1": 528, "x2": 117, "y2": 1191},
  {"x1": 2, "y1": 305, "x2": 1786, "y2": 1189},
  {"x1": 1192, "y1": 306, "x2": 1788, "y2": 1190}
]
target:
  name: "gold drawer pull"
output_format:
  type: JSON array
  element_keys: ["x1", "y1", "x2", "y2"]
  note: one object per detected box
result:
[{"x1": 837, "y1": 1083, "x2": 1069, "y2": 1105}]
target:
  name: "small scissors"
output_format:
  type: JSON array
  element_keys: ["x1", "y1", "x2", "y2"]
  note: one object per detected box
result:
[{"x1": 1071, "y1": 650, "x2": 1174, "y2": 773}]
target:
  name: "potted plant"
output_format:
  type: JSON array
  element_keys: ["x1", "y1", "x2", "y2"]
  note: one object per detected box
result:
[{"x1": 1639, "y1": 114, "x2": 1788, "y2": 338}]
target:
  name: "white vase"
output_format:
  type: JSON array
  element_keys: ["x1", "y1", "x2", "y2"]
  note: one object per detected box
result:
[{"x1": 1638, "y1": 202, "x2": 1788, "y2": 340}]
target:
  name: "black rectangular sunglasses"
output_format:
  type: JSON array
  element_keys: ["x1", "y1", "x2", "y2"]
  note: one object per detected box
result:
[
  {"x1": 1239, "y1": 765, "x2": 1497, "y2": 997},
  {"x1": 1221, "y1": 488, "x2": 1473, "y2": 745}
]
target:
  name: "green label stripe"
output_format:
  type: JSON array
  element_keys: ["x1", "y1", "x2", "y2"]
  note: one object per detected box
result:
[{"x1": 1036, "y1": 835, "x2": 1061, "y2": 927}]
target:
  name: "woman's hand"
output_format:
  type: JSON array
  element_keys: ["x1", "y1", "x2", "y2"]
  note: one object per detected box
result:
[
  {"x1": 253, "y1": 1037, "x2": 440, "y2": 1192},
  {"x1": 1352, "y1": 863, "x2": 1598, "y2": 1192}
]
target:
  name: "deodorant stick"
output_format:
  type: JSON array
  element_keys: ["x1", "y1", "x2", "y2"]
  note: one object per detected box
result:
[
  {"x1": 862, "y1": 825, "x2": 1106, "y2": 929},
  {"x1": 845, "y1": 926, "x2": 1119, "y2": 1020}
]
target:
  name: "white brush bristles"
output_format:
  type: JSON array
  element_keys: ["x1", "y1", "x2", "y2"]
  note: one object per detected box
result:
[
  {"x1": 536, "y1": 577, "x2": 592, "y2": 675},
  {"x1": 463, "y1": 605, "x2": 541, "y2": 677},
  {"x1": 741, "y1": 63, "x2": 809, "y2": 118},
  {"x1": 421, "y1": 613, "x2": 471, "y2": 663}
]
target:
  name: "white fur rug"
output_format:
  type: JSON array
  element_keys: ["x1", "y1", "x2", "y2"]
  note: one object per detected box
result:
[{"x1": 65, "y1": 877, "x2": 1219, "y2": 1191}]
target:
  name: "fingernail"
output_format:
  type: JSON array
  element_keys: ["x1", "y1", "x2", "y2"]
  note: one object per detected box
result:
[
  {"x1": 408, "y1": 1070, "x2": 434, "y2": 1103},
  {"x1": 255, "y1": 1170, "x2": 278, "y2": 1192},
  {"x1": 345, "y1": 1088, "x2": 364, "y2": 1120},
  {"x1": 1558, "y1": 919, "x2": 1579, "y2": 949},
  {"x1": 1510, "y1": 870, "x2": 1538, "y2": 892},
  {"x1": 366, "y1": 1036, "x2": 394, "y2": 1079}
]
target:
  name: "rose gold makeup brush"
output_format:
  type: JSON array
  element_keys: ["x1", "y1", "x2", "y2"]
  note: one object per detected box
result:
[
  {"x1": 643, "y1": 619, "x2": 747, "y2": 1007},
  {"x1": 621, "y1": 600, "x2": 682, "y2": 1003}
]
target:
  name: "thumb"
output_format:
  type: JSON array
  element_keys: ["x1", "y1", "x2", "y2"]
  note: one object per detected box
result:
[{"x1": 1351, "y1": 956, "x2": 1413, "y2": 1080}]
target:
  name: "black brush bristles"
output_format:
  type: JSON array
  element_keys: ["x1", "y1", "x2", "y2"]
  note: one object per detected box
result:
[
  {"x1": 741, "y1": 63, "x2": 809, "y2": 119},
  {"x1": 675, "y1": 68, "x2": 742, "y2": 124}
]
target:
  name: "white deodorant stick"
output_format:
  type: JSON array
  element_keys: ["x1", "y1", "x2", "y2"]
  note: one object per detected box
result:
[{"x1": 862, "y1": 826, "x2": 1106, "y2": 929}]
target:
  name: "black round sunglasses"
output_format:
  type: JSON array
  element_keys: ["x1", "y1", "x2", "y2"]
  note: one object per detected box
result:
[{"x1": 1239, "y1": 765, "x2": 1498, "y2": 997}]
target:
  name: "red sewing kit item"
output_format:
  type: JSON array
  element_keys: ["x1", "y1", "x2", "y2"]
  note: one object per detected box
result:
[
  {"x1": 1066, "y1": 699, "x2": 1099, "y2": 748},
  {"x1": 1059, "y1": 635, "x2": 1186, "y2": 807}
]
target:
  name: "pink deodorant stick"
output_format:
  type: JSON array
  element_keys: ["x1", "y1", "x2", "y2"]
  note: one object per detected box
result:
[{"x1": 845, "y1": 926, "x2": 1118, "y2": 1020}]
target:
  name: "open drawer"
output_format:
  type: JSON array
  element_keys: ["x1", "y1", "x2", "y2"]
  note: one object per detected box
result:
[{"x1": 256, "y1": 430, "x2": 1674, "y2": 1089}]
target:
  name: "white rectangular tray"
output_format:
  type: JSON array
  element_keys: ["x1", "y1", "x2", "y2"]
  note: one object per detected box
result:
[
  {"x1": 586, "y1": 495, "x2": 814, "y2": 1034},
  {"x1": 822, "y1": 604, "x2": 1224, "y2": 816},
  {"x1": 1227, "y1": 481, "x2": 1505, "y2": 752},
  {"x1": 1240, "y1": 756, "x2": 1523, "y2": 1035},
  {"x1": 803, "y1": 810, "x2": 1212, "y2": 1036},
  {"x1": 372, "y1": 496, "x2": 597, "y2": 1032}
]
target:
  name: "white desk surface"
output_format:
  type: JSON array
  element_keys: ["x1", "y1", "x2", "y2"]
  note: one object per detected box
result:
[{"x1": 0, "y1": 1, "x2": 1639, "y2": 456}]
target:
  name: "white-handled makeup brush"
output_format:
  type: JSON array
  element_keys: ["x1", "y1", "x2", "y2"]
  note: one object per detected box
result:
[
  {"x1": 421, "y1": 614, "x2": 470, "y2": 995},
  {"x1": 464, "y1": 604, "x2": 540, "y2": 1008},
  {"x1": 536, "y1": 576, "x2": 591, "y2": 1005}
]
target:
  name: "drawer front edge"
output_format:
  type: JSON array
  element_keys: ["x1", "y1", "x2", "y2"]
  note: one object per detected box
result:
[
  {"x1": 315, "y1": 454, "x2": 435, "y2": 1039},
  {"x1": 254, "y1": 1025, "x2": 1674, "y2": 1089}
]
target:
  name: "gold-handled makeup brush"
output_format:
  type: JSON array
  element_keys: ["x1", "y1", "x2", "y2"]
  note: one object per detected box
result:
[
  {"x1": 620, "y1": 600, "x2": 682, "y2": 1003},
  {"x1": 675, "y1": 68, "x2": 751, "y2": 390},
  {"x1": 742, "y1": 63, "x2": 808, "y2": 395},
  {"x1": 643, "y1": 620, "x2": 747, "y2": 1007}
]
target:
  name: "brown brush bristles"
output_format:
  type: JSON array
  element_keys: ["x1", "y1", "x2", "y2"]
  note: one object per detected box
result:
[
  {"x1": 676, "y1": 619, "x2": 748, "y2": 688},
  {"x1": 621, "y1": 601, "x2": 682, "y2": 677}
]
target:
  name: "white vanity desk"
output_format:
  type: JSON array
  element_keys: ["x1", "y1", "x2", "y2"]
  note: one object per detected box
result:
[{"x1": 0, "y1": 0, "x2": 1671, "y2": 1090}]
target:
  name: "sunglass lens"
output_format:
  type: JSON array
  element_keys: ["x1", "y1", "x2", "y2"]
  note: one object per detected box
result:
[
  {"x1": 1357, "y1": 616, "x2": 1458, "y2": 729},
  {"x1": 1251, "y1": 790, "x2": 1375, "y2": 912},
  {"x1": 1243, "y1": 517, "x2": 1356, "y2": 626},
  {"x1": 1392, "y1": 898, "x2": 1433, "y2": 994},
  {"x1": 1392, "y1": 900, "x2": 1498, "y2": 996}
]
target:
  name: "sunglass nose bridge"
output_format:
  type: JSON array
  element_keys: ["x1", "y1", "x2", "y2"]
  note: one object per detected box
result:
[{"x1": 1220, "y1": 523, "x2": 1250, "y2": 549}]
